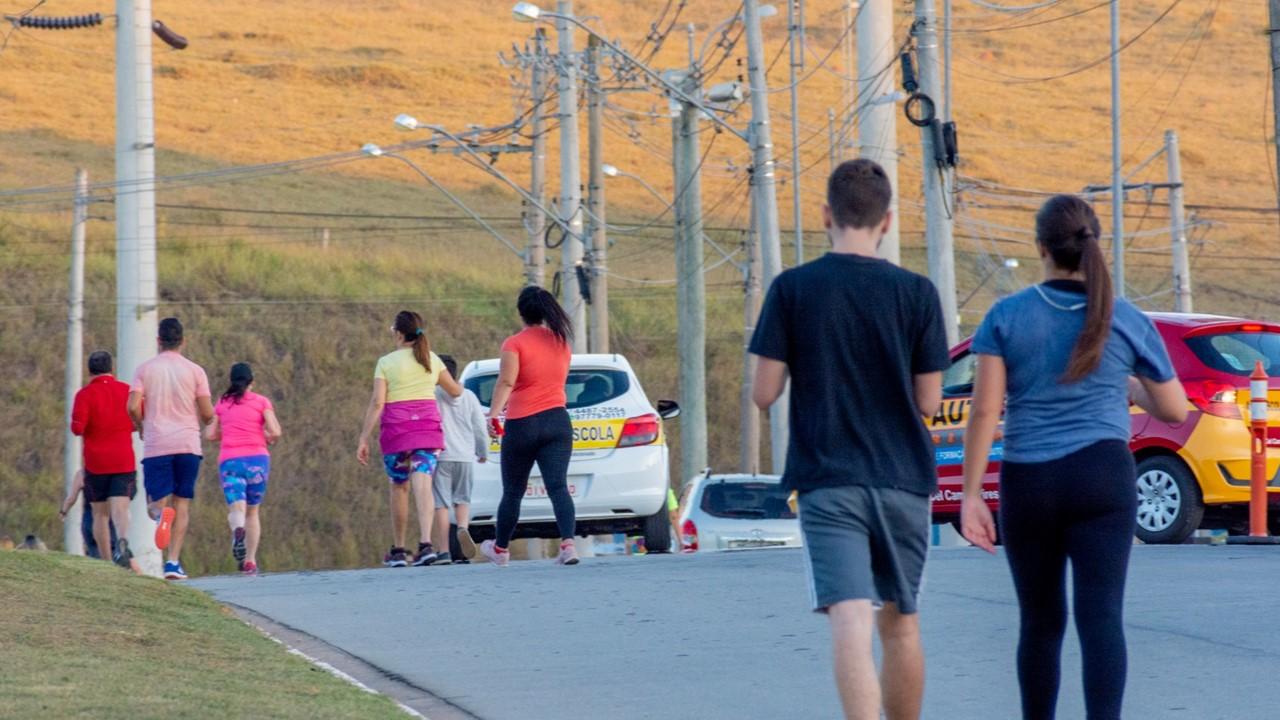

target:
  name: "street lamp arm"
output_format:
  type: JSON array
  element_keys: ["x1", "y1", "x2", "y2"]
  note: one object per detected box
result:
[
  {"x1": 533, "y1": 11, "x2": 750, "y2": 144},
  {"x1": 384, "y1": 153, "x2": 524, "y2": 259}
]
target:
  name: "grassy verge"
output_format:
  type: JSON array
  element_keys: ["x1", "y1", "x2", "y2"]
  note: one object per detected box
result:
[{"x1": 0, "y1": 551, "x2": 407, "y2": 720}]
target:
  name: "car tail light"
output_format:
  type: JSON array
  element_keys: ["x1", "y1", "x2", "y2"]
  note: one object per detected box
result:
[
  {"x1": 1185, "y1": 380, "x2": 1241, "y2": 419},
  {"x1": 617, "y1": 413, "x2": 660, "y2": 448},
  {"x1": 681, "y1": 519, "x2": 699, "y2": 552}
]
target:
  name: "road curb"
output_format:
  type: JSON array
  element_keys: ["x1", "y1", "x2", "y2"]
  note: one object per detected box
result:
[{"x1": 223, "y1": 601, "x2": 482, "y2": 720}]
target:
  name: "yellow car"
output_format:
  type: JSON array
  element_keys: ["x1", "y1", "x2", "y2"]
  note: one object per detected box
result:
[{"x1": 931, "y1": 314, "x2": 1280, "y2": 544}]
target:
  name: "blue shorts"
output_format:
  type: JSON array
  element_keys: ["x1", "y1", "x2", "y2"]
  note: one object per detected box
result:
[
  {"x1": 382, "y1": 449, "x2": 438, "y2": 485},
  {"x1": 219, "y1": 455, "x2": 270, "y2": 506},
  {"x1": 142, "y1": 453, "x2": 202, "y2": 502}
]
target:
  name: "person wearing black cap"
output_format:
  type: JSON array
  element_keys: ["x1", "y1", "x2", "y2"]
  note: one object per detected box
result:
[{"x1": 206, "y1": 362, "x2": 282, "y2": 575}]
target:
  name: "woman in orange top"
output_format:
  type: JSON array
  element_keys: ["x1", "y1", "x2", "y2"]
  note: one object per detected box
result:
[{"x1": 480, "y1": 286, "x2": 577, "y2": 566}]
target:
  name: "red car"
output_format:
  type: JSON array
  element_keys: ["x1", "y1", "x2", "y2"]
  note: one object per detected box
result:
[{"x1": 930, "y1": 313, "x2": 1280, "y2": 544}]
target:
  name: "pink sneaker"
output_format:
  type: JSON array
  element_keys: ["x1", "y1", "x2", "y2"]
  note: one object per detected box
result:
[
  {"x1": 241, "y1": 560, "x2": 258, "y2": 576},
  {"x1": 479, "y1": 540, "x2": 510, "y2": 567},
  {"x1": 556, "y1": 540, "x2": 580, "y2": 566}
]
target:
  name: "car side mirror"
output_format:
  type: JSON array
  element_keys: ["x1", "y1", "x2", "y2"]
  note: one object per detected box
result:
[{"x1": 657, "y1": 399, "x2": 681, "y2": 420}]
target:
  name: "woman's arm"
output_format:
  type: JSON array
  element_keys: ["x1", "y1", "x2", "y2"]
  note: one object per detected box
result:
[
  {"x1": 1128, "y1": 375, "x2": 1188, "y2": 424},
  {"x1": 204, "y1": 415, "x2": 221, "y2": 442},
  {"x1": 960, "y1": 354, "x2": 1006, "y2": 554},
  {"x1": 357, "y1": 379, "x2": 387, "y2": 465},
  {"x1": 437, "y1": 368, "x2": 464, "y2": 399},
  {"x1": 488, "y1": 350, "x2": 520, "y2": 420},
  {"x1": 263, "y1": 408, "x2": 283, "y2": 444}
]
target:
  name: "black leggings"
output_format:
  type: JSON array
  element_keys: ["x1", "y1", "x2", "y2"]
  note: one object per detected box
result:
[
  {"x1": 495, "y1": 407, "x2": 575, "y2": 547},
  {"x1": 999, "y1": 440, "x2": 1136, "y2": 720}
]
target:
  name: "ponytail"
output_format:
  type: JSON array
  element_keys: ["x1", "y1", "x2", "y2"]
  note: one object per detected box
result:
[
  {"x1": 393, "y1": 310, "x2": 434, "y2": 372},
  {"x1": 1035, "y1": 195, "x2": 1113, "y2": 382},
  {"x1": 516, "y1": 286, "x2": 573, "y2": 346},
  {"x1": 222, "y1": 362, "x2": 254, "y2": 405}
]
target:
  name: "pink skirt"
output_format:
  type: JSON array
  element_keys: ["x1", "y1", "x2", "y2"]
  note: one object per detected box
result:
[{"x1": 379, "y1": 399, "x2": 444, "y2": 455}]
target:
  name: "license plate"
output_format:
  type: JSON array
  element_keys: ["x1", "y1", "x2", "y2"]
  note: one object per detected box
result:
[
  {"x1": 728, "y1": 538, "x2": 786, "y2": 549},
  {"x1": 526, "y1": 478, "x2": 581, "y2": 498}
]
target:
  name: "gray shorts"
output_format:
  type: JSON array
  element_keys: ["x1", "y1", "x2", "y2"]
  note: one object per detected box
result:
[
  {"x1": 433, "y1": 461, "x2": 474, "y2": 507},
  {"x1": 798, "y1": 485, "x2": 930, "y2": 615}
]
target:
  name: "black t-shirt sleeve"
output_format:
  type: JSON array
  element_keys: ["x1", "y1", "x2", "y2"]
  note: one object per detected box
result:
[
  {"x1": 749, "y1": 277, "x2": 789, "y2": 362},
  {"x1": 912, "y1": 277, "x2": 950, "y2": 374}
]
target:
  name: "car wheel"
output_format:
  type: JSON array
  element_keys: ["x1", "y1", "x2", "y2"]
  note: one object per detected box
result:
[
  {"x1": 1134, "y1": 456, "x2": 1203, "y2": 545},
  {"x1": 643, "y1": 506, "x2": 673, "y2": 554}
]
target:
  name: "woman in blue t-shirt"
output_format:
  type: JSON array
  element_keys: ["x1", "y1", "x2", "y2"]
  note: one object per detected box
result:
[{"x1": 960, "y1": 194, "x2": 1187, "y2": 720}]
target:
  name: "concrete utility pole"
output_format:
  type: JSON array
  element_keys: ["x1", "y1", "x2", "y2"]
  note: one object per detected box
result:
[
  {"x1": 1166, "y1": 129, "x2": 1192, "y2": 313},
  {"x1": 943, "y1": 0, "x2": 952, "y2": 121},
  {"x1": 828, "y1": 108, "x2": 838, "y2": 174},
  {"x1": 1270, "y1": 0, "x2": 1280, "y2": 216},
  {"x1": 787, "y1": 0, "x2": 805, "y2": 266},
  {"x1": 673, "y1": 70, "x2": 707, "y2": 487},
  {"x1": 115, "y1": 0, "x2": 161, "y2": 576},
  {"x1": 1110, "y1": 0, "x2": 1125, "y2": 296},
  {"x1": 842, "y1": 0, "x2": 856, "y2": 157},
  {"x1": 525, "y1": 29, "x2": 550, "y2": 287},
  {"x1": 740, "y1": 206, "x2": 763, "y2": 475},
  {"x1": 585, "y1": 35, "x2": 609, "y2": 353},
  {"x1": 745, "y1": 0, "x2": 789, "y2": 473},
  {"x1": 860, "y1": 0, "x2": 901, "y2": 264},
  {"x1": 63, "y1": 168, "x2": 88, "y2": 556},
  {"x1": 555, "y1": 0, "x2": 587, "y2": 352},
  {"x1": 914, "y1": 0, "x2": 959, "y2": 345}
]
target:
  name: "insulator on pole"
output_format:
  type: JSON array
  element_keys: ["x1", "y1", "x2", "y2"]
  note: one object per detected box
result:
[{"x1": 14, "y1": 13, "x2": 103, "y2": 29}]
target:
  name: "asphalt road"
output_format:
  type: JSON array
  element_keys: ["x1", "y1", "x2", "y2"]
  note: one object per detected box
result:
[{"x1": 194, "y1": 546, "x2": 1280, "y2": 720}]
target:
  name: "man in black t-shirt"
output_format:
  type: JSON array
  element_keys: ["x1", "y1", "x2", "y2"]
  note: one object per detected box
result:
[{"x1": 751, "y1": 159, "x2": 948, "y2": 720}]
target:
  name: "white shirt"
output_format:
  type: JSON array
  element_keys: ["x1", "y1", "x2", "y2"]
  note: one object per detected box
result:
[{"x1": 435, "y1": 388, "x2": 489, "y2": 462}]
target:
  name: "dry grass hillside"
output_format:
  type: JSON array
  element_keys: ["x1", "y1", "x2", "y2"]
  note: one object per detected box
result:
[{"x1": 0, "y1": 0, "x2": 1275, "y2": 571}]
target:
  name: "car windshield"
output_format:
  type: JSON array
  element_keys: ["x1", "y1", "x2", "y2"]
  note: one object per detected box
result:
[
  {"x1": 1185, "y1": 332, "x2": 1280, "y2": 377},
  {"x1": 466, "y1": 369, "x2": 631, "y2": 410},
  {"x1": 700, "y1": 482, "x2": 795, "y2": 520}
]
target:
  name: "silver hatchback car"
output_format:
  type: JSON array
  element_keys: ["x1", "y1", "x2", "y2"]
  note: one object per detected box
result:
[{"x1": 677, "y1": 473, "x2": 803, "y2": 552}]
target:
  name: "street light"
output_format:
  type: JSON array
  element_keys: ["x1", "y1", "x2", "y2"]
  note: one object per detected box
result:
[{"x1": 361, "y1": 143, "x2": 523, "y2": 258}]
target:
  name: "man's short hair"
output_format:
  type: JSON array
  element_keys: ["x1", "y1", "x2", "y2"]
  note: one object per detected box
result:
[
  {"x1": 827, "y1": 159, "x2": 893, "y2": 230},
  {"x1": 87, "y1": 350, "x2": 113, "y2": 375},
  {"x1": 438, "y1": 354, "x2": 458, "y2": 378},
  {"x1": 158, "y1": 317, "x2": 184, "y2": 350}
]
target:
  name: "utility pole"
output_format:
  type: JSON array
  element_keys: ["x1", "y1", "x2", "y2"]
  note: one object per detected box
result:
[
  {"x1": 1270, "y1": 0, "x2": 1280, "y2": 215},
  {"x1": 525, "y1": 29, "x2": 550, "y2": 287},
  {"x1": 787, "y1": 0, "x2": 805, "y2": 266},
  {"x1": 745, "y1": 0, "x2": 788, "y2": 473},
  {"x1": 63, "y1": 168, "x2": 88, "y2": 556},
  {"x1": 585, "y1": 35, "x2": 609, "y2": 353},
  {"x1": 943, "y1": 0, "x2": 952, "y2": 121},
  {"x1": 555, "y1": 0, "x2": 587, "y2": 352},
  {"x1": 1166, "y1": 129, "x2": 1193, "y2": 313},
  {"x1": 860, "y1": 0, "x2": 901, "y2": 264},
  {"x1": 740, "y1": 207, "x2": 763, "y2": 475},
  {"x1": 828, "y1": 108, "x2": 838, "y2": 174},
  {"x1": 673, "y1": 69, "x2": 707, "y2": 488},
  {"x1": 1110, "y1": 0, "x2": 1125, "y2": 296},
  {"x1": 116, "y1": 0, "x2": 161, "y2": 576},
  {"x1": 842, "y1": 0, "x2": 856, "y2": 158},
  {"x1": 914, "y1": 0, "x2": 959, "y2": 345}
]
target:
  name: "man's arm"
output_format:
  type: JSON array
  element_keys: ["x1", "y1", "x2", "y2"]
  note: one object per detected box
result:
[
  {"x1": 70, "y1": 391, "x2": 89, "y2": 436},
  {"x1": 127, "y1": 391, "x2": 145, "y2": 436},
  {"x1": 753, "y1": 358, "x2": 789, "y2": 411},
  {"x1": 196, "y1": 396, "x2": 215, "y2": 425},
  {"x1": 913, "y1": 371, "x2": 943, "y2": 418}
]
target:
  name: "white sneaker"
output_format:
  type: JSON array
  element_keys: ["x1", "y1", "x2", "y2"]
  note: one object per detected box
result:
[
  {"x1": 479, "y1": 540, "x2": 510, "y2": 567},
  {"x1": 556, "y1": 540, "x2": 579, "y2": 566}
]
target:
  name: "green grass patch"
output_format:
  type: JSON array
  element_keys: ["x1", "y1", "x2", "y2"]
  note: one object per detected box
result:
[{"x1": 0, "y1": 551, "x2": 407, "y2": 720}]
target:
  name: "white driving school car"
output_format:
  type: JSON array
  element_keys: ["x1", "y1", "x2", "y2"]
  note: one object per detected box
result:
[{"x1": 460, "y1": 354, "x2": 680, "y2": 553}]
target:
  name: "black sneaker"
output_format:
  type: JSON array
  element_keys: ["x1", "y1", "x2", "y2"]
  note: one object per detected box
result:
[
  {"x1": 112, "y1": 538, "x2": 134, "y2": 569},
  {"x1": 384, "y1": 547, "x2": 408, "y2": 568},
  {"x1": 452, "y1": 557, "x2": 471, "y2": 565},
  {"x1": 432, "y1": 551, "x2": 452, "y2": 565},
  {"x1": 411, "y1": 543, "x2": 438, "y2": 567},
  {"x1": 232, "y1": 527, "x2": 247, "y2": 563}
]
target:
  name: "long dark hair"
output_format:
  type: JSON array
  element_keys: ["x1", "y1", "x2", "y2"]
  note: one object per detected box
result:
[
  {"x1": 393, "y1": 310, "x2": 432, "y2": 371},
  {"x1": 517, "y1": 286, "x2": 572, "y2": 345},
  {"x1": 222, "y1": 362, "x2": 254, "y2": 405},
  {"x1": 1035, "y1": 195, "x2": 1112, "y2": 382}
]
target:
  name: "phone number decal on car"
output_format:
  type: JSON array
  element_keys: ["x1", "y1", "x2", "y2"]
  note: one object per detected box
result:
[{"x1": 569, "y1": 406, "x2": 627, "y2": 421}]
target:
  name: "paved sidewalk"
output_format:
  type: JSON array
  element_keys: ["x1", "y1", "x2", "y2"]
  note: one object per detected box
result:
[{"x1": 194, "y1": 546, "x2": 1280, "y2": 719}]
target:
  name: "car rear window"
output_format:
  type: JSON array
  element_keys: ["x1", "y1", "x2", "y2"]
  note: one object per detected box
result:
[
  {"x1": 1185, "y1": 332, "x2": 1280, "y2": 376},
  {"x1": 700, "y1": 482, "x2": 796, "y2": 520},
  {"x1": 466, "y1": 369, "x2": 631, "y2": 410}
]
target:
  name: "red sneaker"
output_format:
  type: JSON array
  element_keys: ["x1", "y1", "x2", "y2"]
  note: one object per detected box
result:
[
  {"x1": 154, "y1": 507, "x2": 175, "y2": 550},
  {"x1": 241, "y1": 561, "x2": 259, "y2": 576}
]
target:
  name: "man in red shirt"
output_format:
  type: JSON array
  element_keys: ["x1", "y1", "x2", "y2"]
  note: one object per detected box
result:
[{"x1": 71, "y1": 350, "x2": 137, "y2": 568}]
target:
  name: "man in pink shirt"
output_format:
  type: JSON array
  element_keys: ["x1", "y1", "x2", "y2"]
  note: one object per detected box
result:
[{"x1": 127, "y1": 317, "x2": 214, "y2": 580}]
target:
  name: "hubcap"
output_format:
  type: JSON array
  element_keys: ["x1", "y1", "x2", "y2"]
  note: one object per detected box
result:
[{"x1": 1136, "y1": 470, "x2": 1182, "y2": 533}]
